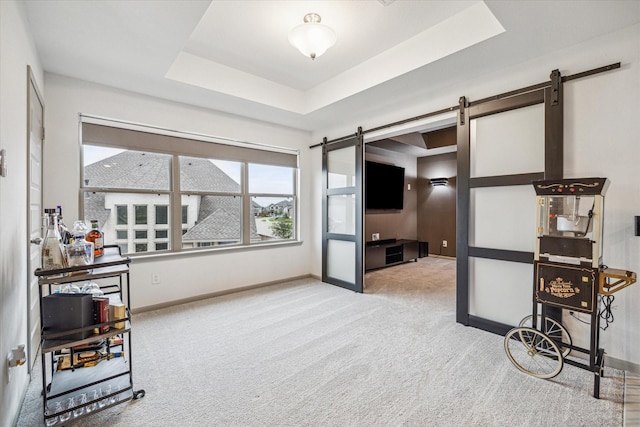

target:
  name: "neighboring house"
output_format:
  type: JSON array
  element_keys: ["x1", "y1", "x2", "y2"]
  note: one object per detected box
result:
[
  {"x1": 83, "y1": 151, "x2": 261, "y2": 252},
  {"x1": 267, "y1": 199, "x2": 293, "y2": 217}
]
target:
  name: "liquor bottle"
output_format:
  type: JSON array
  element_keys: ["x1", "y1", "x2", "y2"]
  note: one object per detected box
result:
[
  {"x1": 85, "y1": 220, "x2": 104, "y2": 257},
  {"x1": 42, "y1": 208, "x2": 68, "y2": 272},
  {"x1": 65, "y1": 220, "x2": 94, "y2": 272},
  {"x1": 56, "y1": 205, "x2": 73, "y2": 244}
]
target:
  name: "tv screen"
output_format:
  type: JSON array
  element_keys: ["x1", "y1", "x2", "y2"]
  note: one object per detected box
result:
[{"x1": 365, "y1": 161, "x2": 404, "y2": 210}]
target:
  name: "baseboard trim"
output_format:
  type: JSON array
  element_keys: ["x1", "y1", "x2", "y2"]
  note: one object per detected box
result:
[
  {"x1": 606, "y1": 355, "x2": 640, "y2": 374},
  {"x1": 131, "y1": 274, "x2": 314, "y2": 314}
]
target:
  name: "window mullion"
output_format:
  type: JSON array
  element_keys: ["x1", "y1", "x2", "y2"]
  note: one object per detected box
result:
[
  {"x1": 170, "y1": 154, "x2": 182, "y2": 252},
  {"x1": 242, "y1": 162, "x2": 250, "y2": 245}
]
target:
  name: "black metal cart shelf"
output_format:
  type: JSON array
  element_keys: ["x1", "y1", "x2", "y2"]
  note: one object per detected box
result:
[{"x1": 35, "y1": 245, "x2": 145, "y2": 426}]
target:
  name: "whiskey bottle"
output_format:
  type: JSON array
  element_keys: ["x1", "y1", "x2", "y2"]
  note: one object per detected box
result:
[{"x1": 85, "y1": 220, "x2": 104, "y2": 257}]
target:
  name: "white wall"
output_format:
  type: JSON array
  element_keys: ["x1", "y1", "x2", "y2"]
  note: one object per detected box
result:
[
  {"x1": 313, "y1": 24, "x2": 640, "y2": 368},
  {"x1": 0, "y1": 1, "x2": 45, "y2": 425},
  {"x1": 43, "y1": 74, "x2": 313, "y2": 310}
]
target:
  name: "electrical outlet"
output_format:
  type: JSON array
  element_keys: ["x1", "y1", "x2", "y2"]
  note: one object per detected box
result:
[
  {"x1": 442, "y1": 240, "x2": 448, "y2": 248},
  {"x1": 152, "y1": 274, "x2": 161, "y2": 285},
  {"x1": 372, "y1": 233, "x2": 380, "y2": 241}
]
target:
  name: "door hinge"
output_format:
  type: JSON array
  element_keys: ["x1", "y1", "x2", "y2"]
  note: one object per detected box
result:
[{"x1": 41, "y1": 127, "x2": 45, "y2": 141}]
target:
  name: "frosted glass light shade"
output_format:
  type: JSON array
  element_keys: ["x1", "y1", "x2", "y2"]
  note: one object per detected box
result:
[{"x1": 288, "y1": 13, "x2": 336, "y2": 60}]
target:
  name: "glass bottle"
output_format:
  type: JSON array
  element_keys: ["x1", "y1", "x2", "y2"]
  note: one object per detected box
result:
[
  {"x1": 56, "y1": 205, "x2": 73, "y2": 245},
  {"x1": 65, "y1": 220, "x2": 94, "y2": 272},
  {"x1": 85, "y1": 220, "x2": 104, "y2": 257},
  {"x1": 42, "y1": 209, "x2": 68, "y2": 272}
]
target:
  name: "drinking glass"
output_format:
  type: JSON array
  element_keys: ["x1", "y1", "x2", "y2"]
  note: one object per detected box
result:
[
  {"x1": 87, "y1": 389, "x2": 100, "y2": 412},
  {"x1": 73, "y1": 393, "x2": 87, "y2": 417},
  {"x1": 59, "y1": 398, "x2": 73, "y2": 422}
]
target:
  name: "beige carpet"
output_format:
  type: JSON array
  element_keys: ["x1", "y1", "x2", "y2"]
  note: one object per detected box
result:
[{"x1": 17, "y1": 257, "x2": 624, "y2": 426}]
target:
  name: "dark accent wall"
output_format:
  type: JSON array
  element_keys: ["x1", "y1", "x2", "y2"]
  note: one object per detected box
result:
[
  {"x1": 417, "y1": 152, "x2": 457, "y2": 256},
  {"x1": 364, "y1": 151, "x2": 417, "y2": 243}
]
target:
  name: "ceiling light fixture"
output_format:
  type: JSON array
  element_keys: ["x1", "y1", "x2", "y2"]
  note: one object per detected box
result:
[{"x1": 288, "y1": 13, "x2": 336, "y2": 60}]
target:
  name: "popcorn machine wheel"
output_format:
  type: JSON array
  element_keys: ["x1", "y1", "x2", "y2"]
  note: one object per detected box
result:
[{"x1": 503, "y1": 178, "x2": 636, "y2": 398}]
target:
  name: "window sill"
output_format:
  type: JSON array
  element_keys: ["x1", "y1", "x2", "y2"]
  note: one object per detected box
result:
[{"x1": 128, "y1": 239, "x2": 304, "y2": 262}]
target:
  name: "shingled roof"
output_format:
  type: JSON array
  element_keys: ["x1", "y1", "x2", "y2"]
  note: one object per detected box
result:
[
  {"x1": 82, "y1": 192, "x2": 110, "y2": 230},
  {"x1": 84, "y1": 152, "x2": 257, "y2": 242},
  {"x1": 182, "y1": 196, "x2": 259, "y2": 242},
  {"x1": 84, "y1": 151, "x2": 240, "y2": 192}
]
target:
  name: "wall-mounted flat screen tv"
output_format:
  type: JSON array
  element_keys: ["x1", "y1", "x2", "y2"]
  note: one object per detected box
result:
[{"x1": 365, "y1": 161, "x2": 404, "y2": 210}]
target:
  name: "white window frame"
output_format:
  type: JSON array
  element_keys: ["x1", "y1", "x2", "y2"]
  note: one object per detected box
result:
[{"x1": 79, "y1": 115, "x2": 300, "y2": 256}]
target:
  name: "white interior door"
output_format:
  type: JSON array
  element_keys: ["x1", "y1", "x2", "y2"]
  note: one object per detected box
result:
[{"x1": 27, "y1": 68, "x2": 44, "y2": 370}]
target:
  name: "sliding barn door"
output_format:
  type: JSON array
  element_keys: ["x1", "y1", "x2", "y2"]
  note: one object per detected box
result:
[
  {"x1": 457, "y1": 73, "x2": 563, "y2": 333},
  {"x1": 322, "y1": 133, "x2": 364, "y2": 293}
]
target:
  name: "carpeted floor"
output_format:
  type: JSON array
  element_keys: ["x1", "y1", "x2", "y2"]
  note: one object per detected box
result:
[{"x1": 17, "y1": 257, "x2": 624, "y2": 426}]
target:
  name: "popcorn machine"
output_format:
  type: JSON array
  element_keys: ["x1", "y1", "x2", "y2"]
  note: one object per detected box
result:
[{"x1": 504, "y1": 177, "x2": 636, "y2": 398}]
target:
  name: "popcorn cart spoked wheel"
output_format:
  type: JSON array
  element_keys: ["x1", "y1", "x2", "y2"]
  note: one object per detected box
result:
[
  {"x1": 504, "y1": 326, "x2": 564, "y2": 379},
  {"x1": 520, "y1": 314, "x2": 572, "y2": 356}
]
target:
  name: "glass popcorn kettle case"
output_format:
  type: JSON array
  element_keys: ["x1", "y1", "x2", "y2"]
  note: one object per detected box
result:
[{"x1": 534, "y1": 177, "x2": 608, "y2": 312}]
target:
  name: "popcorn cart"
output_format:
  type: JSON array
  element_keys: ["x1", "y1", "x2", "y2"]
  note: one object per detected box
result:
[{"x1": 504, "y1": 177, "x2": 636, "y2": 398}]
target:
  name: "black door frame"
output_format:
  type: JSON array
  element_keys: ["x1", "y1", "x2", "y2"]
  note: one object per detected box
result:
[
  {"x1": 456, "y1": 71, "x2": 564, "y2": 334},
  {"x1": 321, "y1": 130, "x2": 364, "y2": 293}
]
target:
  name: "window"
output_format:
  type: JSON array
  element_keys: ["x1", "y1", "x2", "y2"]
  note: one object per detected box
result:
[
  {"x1": 181, "y1": 205, "x2": 188, "y2": 225},
  {"x1": 116, "y1": 205, "x2": 128, "y2": 225},
  {"x1": 135, "y1": 205, "x2": 148, "y2": 225},
  {"x1": 81, "y1": 120, "x2": 298, "y2": 255},
  {"x1": 155, "y1": 205, "x2": 168, "y2": 225},
  {"x1": 249, "y1": 164, "x2": 296, "y2": 243}
]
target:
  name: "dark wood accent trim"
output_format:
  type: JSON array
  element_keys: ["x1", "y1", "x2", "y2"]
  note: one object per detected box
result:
[
  {"x1": 326, "y1": 233, "x2": 357, "y2": 242},
  {"x1": 327, "y1": 187, "x2": 356, "y2": 196},
  {"x1": 469, "y1": 89, "x2": 544, "y2": 120},
  {"x1": 321, "y1": 131, "x2": 364, "y2": 293},
  {"x1": 468, "y1": 247, "x2": 533, "y2": 264},
  {"x1": 468, "y1": 315, "x2": 513, "y2": 336},
  {"x1": 456, "y1": 97, "x2": 470, "y2": 325},
  {"x1": 544, "y1": 77, "x2": 563, "y2": 179},
  {"x1": 470, "y1": 172, "x2": 544, "y2": 188},
  {"x1": 355, "y1": 131, "x2": 364, "y2": 293},
  {"x1": 562, "y1": 62, "x2": 620, "y2": 83},
  {"x1": 321, "y1": 147, "x2": 328, "y2": 282}
]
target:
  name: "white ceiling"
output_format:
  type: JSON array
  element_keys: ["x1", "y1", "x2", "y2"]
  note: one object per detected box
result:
[{"x1": 22, "y1": 0, "x2": 640, "y2": 133}]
